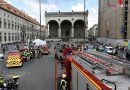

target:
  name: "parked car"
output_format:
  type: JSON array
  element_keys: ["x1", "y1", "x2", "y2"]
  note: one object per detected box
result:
[
  {"x1": 104, "y1": 46, "x2": 116, "y2": 55},
  {"x1": 98, "y1": 45, "x2": 105, "y2": 52},
  {"x1": 88, "y1": 45, "x2": 95, "y2": 50},
  {"x1": 0, "y1": 53, "x2": 4, "y2": 61},
  {"x1": 84, "y1": 43, "x2": 90, "y2": 50}
]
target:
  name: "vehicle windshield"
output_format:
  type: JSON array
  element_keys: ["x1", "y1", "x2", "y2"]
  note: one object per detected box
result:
[{"x1": 107, "y1": 47, "x2": 113, "y2": 50}]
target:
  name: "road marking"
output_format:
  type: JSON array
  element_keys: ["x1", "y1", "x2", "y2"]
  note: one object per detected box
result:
[{"x1": 6, "y1": 72, "x2": 30, "y2": 77}]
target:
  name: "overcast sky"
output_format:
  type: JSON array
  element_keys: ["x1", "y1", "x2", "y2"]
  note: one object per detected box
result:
[{"x1": 5, "y1": 0, "x2": 98, "y2": 28}]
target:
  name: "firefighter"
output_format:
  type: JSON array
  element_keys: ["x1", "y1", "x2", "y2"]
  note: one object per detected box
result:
[
  {"x1": 31, "y1": 48, "x2": 35, "y2": 59},
  {"x1": 37, "y1": 46, "x2": 42, "y2": 59},
  {"x1": 2, "y1": 46, "x2": 5, "y2": 54},
  {"x1": 60, "y1": 74, "x2": 68, "y2": 90},
  {"x1": 22, "y1": 50, "x2": 28, "y2": 61},
  {"x1": 78, "y1": 47, "x2": 81, "y2": 51},
  {"x1": 0, "y1": 72, "x2": 4, "y2": 88},
  {"x1": 22, "y1": 49, "x2": 31, "y2": 61},
  {"x1": 28, "y1": 49, "x2": 33, "y2": 62},
  {"x1": 29, "y1": 49, "x2": 33, "y2": 59}
]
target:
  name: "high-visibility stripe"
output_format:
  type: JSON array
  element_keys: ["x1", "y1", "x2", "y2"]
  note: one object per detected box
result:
[
  {"x1": 6, "y1": 61, "x2": 22, "y2": 67},
  {"x1": 60, "y1": 79, "x2": 67, "y2": 86},
  {"x1": 7, "y1": 55, "x2": 20, "y2": 60},
  {"x1": 72, "y1": 61, "x2": 102, "y2": 90},
  {"x1": 6, "y1": 55, "x2": 22, "y2": 67}
]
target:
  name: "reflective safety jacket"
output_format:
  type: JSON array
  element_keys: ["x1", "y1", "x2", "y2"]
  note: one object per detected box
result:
[
  {"x1": 0, "y1": 77, "x2": 4, "y2": 84},
  {"x1": 23, "y1": 50, "x2": 31, "y2": 57},
  {"x1": 60, "y1": 79, "x2": 67, "y2": 89}
]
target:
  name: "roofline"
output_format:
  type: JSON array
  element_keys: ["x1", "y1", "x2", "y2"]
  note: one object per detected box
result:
[
  {"x1": 0, "y1": 0, "x2": 40, "y2": 25},
  {"x1": 45, "y1": 11, "x2": 88, "y2": 16}
]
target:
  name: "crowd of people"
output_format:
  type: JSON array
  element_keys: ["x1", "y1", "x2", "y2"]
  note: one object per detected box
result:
[
  {"x1": 20, "y1": 43, "x2": 43, "y2": 62},
  {"x1": 88, "y1": 40, "x2": 130, "y2": 61},
  {"x1": 0, "y1": 42, "x2": 44, "y2": 62}
]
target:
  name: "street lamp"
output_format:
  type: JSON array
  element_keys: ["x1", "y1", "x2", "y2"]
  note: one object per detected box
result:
[
  {"x1": 39, "y1": 0, "x2": 41, "y2": 39},
  {"x1": 84, "y1": 0, "x2": 86, "y2": 42}
]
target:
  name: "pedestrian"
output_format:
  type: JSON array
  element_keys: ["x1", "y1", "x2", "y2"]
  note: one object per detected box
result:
[
  {"x1": 22, "y1": 50, "x2": 27, "y2": 61},
  {"x1": 22, "y1": 49, "x2": 30, "y2": 61},
  {"x1": 40, "y1": 46, "x2": 43, "y2": 57},
  {"x1": 13, "y1": 45, "x2": 17, "y2": 50},
  {"x1": 60, "y1": 74, "x2": 68, "y2": 90},
  {"x1": 26, "y1": 49, "x2": 33, "y2": 62},
  {"x1": 16, "y1": 45, "x2": 19, "y2": 50},
  {"x1": 2, "y1": 47, "x2": 5, "y2": 54},
  {"x1": 0, "y1": 72, "x2": 4, "y2": 87},
  {"x1": 126, "y1": 49, "x2": 130, "y2": 61},
  {"x1": 49, "y1": 43, "x2": 51, "y2": 48},
  {"x1": 32, "y1": 49, "x2": 35, "y2": 59},
  {"x1": 37, "y1": 46, "x2": 41, "y2": 59}
]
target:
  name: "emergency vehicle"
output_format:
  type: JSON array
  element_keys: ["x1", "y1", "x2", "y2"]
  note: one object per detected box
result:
[
  {"x1": 32, "y1": 39, "x2": 50, "y2": 55},
  {"x1": 6, "y1": 51, "x2": 23, "y2": 67},
  {"x1": 55, "y1": 47, "x2": 130, "y2": 90}
]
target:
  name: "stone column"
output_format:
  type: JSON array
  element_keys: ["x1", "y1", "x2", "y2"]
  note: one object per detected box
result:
[
  {"x1": 44, "y1": 25, "x2": 49, "y2": 38},
  {"x1": 71, "y1": 27, "x2": 74, "y2": 38},
  {"x1": 58, "y1": 27, "x2": 61, "y2": 38},
  {"x1": 85, "y1": 25, "x2": 88, "y2": 38}
]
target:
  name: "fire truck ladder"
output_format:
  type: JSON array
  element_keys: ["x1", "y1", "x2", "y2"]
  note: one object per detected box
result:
[
  {"x1": 86, "y1": 50, "x2": 130, "y2": 67},
  {"x1": 75, "y1": 52, "x2": 124, "y2": 75}
]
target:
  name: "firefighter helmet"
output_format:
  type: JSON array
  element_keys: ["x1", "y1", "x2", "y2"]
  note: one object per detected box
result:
[{"x1": 62, "y1": 74, "x2": 66, "y2": 78}]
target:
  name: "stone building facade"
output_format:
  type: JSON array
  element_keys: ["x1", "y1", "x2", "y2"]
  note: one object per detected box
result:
[
  {"x1": 0, "y1": 0, "x2": 40, "y2": 44},
  {"x1": 45, "y1": 11, "x2": 88, "y2": 41},
  {"x1": 98, "y1": 0, "x2": 130, "y2": 46},
  {"x1": 88, "y1": 24, "x2": 98, "y2": 38}
]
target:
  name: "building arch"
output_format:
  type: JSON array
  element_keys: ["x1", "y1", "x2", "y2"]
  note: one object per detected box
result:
[
  {"x1": 73, "y1": 19, "x2": 85, "y2": 38},
  {"x1": 60, "y1": 20, "x2": 72, "y2": 41},
  {"x1": 48, "y1": 20, "x2": 59, "y2": 38}
]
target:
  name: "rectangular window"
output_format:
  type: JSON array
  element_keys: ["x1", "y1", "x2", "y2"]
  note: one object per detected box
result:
[
  {"x1": 0, "y1": 21, "x2": 2, "y2": 28},
  {"x1": 15, "y1": 33, "x2": 17, "y2": 40},
  {"x1": 0, "y1": 18, "x2": 1, "y2": 28},
  {"x1": 12, "y1": 21, "x2": 14, "y2": 30},
  {"x1": 20, "y1": 26, "x2": 21, "y2": 30},
  {"x1": 12, "y1": 24, "x2": 14, "y2": 30},
  {"x1": 18, "y1": 33, "x2": 19, "y2": 40},
  {"x1": 8, "y1": 33, "x2": 10, "y2": 41},
  {"x1": 0, "y1": 33, "x2": 2, "y2": 42},
  {"x1": 4, "y1": 22, "x2": 6, "y2": 29},
  {"x1": 18, "y1": 26, "x2": 19, "y2": 30},
  {"x1": 8, "y1": 20, "x2": 10, "y2": 29},
  {"x1": 12, "y1": 33, "x2": 14, "y2": 41},
  {"x1": 4, "y1": 33, "x2": 6, "y2": 42},
  {"x1": 8, "y1": 23, "x2": 10, "y2": 29},
  {"x1": 17, "y1": 23, "x2": 19, "y2": 30},
  {"x1": 15, "y1": 25, "x2": 17, "y2": 30}
]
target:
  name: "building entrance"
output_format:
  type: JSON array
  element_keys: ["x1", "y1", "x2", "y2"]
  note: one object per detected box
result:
[{"x1": 61, "y1": 20, "x2": 72, "y2": 41}]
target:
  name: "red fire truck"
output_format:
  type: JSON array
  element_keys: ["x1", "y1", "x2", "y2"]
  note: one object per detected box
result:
[{"x1": 55, "y1": 49, "x2": 113, "y2": 90}]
